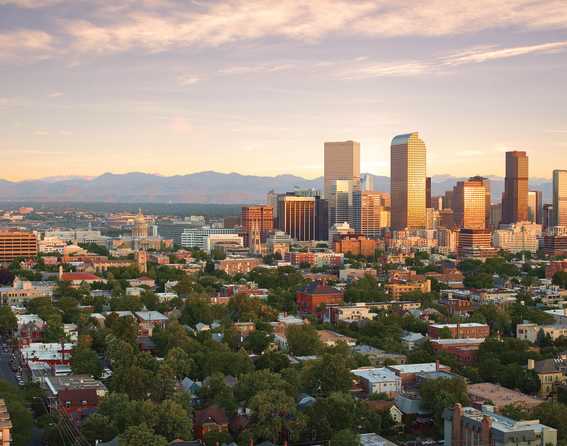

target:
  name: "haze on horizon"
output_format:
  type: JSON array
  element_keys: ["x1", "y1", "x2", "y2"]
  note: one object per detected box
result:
[{"x1": 1, "y1": 0, "x2": 566, "y2": 181}]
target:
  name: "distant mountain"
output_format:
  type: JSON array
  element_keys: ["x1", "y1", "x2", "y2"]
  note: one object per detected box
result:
[{"x1": 0, "y1": 172, "x2": 552, "y2": 204}]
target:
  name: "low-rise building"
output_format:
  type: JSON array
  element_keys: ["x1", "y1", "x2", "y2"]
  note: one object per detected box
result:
[
  {"x1": 443, "y1": 404, "x2": 557, "y2": 446},
  {"x1": 215, "y1": 257, "x2": 262, "y2": 275},
  {"x1": 517, "y1": 322, "x2": 567, "y2": 343},
  {"x1": 528, "y1": 358, "x2": 566, "y2": 397},
  {"x1": 384, "y1": 280, "x2": 431, "y2": 300},
  {"x1": 134, "y1": 311, "x2": 168, "y2": 336},
  {"x1": 352, "y1": 367, "x2": 402, "y2": 396},
  {"x1": 388, "y1": 362, "x2": 450, "y2": 386},
  {"x1": 467, "y1": 383, "x2": 544, "y2": 412},
  {"x1": 296, "y1": 282, "x2": 344, "y2": 315},
  {"x1": 428, "y1": 322, "x2": 490, "y2": 339},
  {"x1": 0, "y1": 400, "x2": 12, "y2": 446},
  {"x1": 430, "y1": 338, "x2": 485, "y2": 364},
  {"x1": 317, "y1": 329, "x2": 356, "y2": 347}
]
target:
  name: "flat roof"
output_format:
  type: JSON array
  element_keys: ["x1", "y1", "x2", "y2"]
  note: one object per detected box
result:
[
  {"x1": 389, "y1": 363, "x2": 448, "y2": 374},
  {"x1": 430, "y1": 323, "x2": 487, "y2": 328},
  {"x1": 468, "y1": 383, "x2": 543, "y2": 409},
  {"x1": 352, "y1": 367, "x2": 400, "y2": 383}
]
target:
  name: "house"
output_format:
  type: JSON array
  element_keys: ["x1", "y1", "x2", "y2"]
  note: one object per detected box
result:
[
  {"x1": 528, "y1": 358, "x2": 566, "y2": 397},
  {"x1": 352, "y1": 367, "x2": 402, "y2": 396},
  {"x1": 0, "y1": 399, "x2": 12, "y2": 446},
  {"x1": 194, "y1": 405, "x2": 229, "y2": 440},
  {"x1": 324, "y1": 303, "x2": 375, "y2": 324},
  {"x1": 21, "y1": 342, "x2": 74, "y2": 366},
  {"x1": 128, "y1": 276, "x2": 156, "y2": 288},
  {"x1": 296, "y1": 282, "x2": 344, "y2": 315},
  {"x1": 387, "y1": 362, "x2": 450, "y2": 387},
  {"x1": 517, "y1": 322, "x2": 567, "y2": 343},
  {"x1": 400, "y1": 331, "x2": 426, "y2": 351},
  {"x1": 134, "y1": 311, "x2": 168, "y2": 336},
  {"x1": 44, "y1": 375, "x2": 107, "y2": 419},
  {"x1": 317, "y1": 329, "x2": 356, "y2": 347},
  {"x1": 15, "y1": 314, "x2": 46, "y2": 345},
  {"x1": 58, "y1": 268, "x2": 106, "y2": 286},
  {"x1": 365, "y1": 400, "x2": 403, "y2": 424}
]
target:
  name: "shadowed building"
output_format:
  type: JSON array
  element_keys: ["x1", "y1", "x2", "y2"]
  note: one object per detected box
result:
[
  {"x1": 553, "y1": 170, "x2": 567, "y2": 227},
  {"x1": 390, "y1": 132, "x2": 427, "y2": 230}
]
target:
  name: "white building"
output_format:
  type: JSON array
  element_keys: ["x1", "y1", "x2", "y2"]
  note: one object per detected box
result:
[
  {"x1": 352, "y1": 367, "x2": 402, "y2": 395},
  {"x1": 206, "y1": 233, "x2": 244, "y2": 254},
  {"x1": 493, "y1": 222, "x2": 542, "y2": 253},
  {"x1": 180, "y1": 227, "x2": 239, "y2": 250}
]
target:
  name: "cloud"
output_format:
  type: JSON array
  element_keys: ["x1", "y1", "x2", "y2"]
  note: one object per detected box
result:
[
  {"x1": 0, "y1": 30, "x2": 53, "y2": 60},
  {"x1": 0, "y1": 0, "x2": 64, "y2": 7},
  {"x1": 48, "y1": 91, "x2": 64, "y2": 98},
  {"x1": 337, "y1": 40, "x2": 567, "y2": 79},
  {"x1": 219, "y1": 63, "x2": 295, "y2": 75},
  {"x1": 176, "y1": 75, "x2": 200, "y2": 86},
  {"x1": 443, "y1": 41, "x2": 567, "y2": 65}
]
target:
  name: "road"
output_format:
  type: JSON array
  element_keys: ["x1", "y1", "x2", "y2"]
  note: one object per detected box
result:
[{"x1": 0, "y1": 342, "x2": 17, "y2": 384}]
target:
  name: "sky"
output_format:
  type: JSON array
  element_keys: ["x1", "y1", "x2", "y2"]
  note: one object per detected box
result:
[{"x1": 1, "y1": 0, "x2": 566, "y2": 181}]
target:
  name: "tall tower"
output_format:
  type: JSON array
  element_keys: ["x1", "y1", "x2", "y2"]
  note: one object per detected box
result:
[
  {"x1": 241, "y1": 205, "x2": 274, "y2": 243},
  {"x1": 324, "y1": 141, "x2": 360, "y2": 229},
  {"x1": 553, "y1": 170, "x2": 567, "y2": 227},
  {"x1": 452, "y1": 178, "x2": 487, "y2": 230},
  {"x1": 132, "y1": 209, "x2": 148, "y2": 239},
  {"x1": 527, "y1": 190, "x2": 543, "y2": 224},
  {"x1": 390, "y1": 132, "x2": 427, "y2": 230},
  {"x1": 276, "y1": 195, "x2": 316, "y2": 241},
  {"x1": 502, "y1": 151, "x2": 528, "y2": 224}
]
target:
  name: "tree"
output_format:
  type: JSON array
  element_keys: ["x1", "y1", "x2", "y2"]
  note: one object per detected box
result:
[
  {"x1": 420, "y1": 377, "x2": 469, "y2": 427},
  {"x1": 235, "y1": 370, "x2": 295, "y2": 404},
  {"x1": 249, "y1": 390, "x2": 306, "y2": 443},
  {"x1": 0, "y1": 305, "x2": 17, "y2": 336},
  {"x1": 154, "y1": 399, "x2": 193, "y2": 441},
  {"x1": 302, "y1": 353, "x2": 353, "y2": 394},
  {"x1": 286, "y1": 324, "x2": 322, "y2": 356},
  {"x1": 0, "y1": 380, "x2": 33, "y2": 446},
  {"x1": 306, "y1": 392, "x2": 357, "y2": 440},
  {"x1": 164, "y1": 347, "x2": 194, "y2": 380},
  {"x1": 71, "y1": 346, "x2": 102, "y2": 378},
  {"x1": 553, "y1": 271, "x2": 567, "y2": 289},
  {"x1": 255, "y1": 351, "x2": 291, "y2": 373},
  {"x1": 81, "y1": 413, "x2": 117, "y2": 444},
  {"x1": 119, "y1": 423, "x2": 168, "y2": 446},
  {"x1": 243, "y1": 330, "x2": 273, "y2": 354},
  {"x1": 330, "y1": 429, "x2": 360, "y2": 446}
]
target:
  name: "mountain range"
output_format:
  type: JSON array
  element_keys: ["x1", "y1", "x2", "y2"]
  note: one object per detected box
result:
[{"x1": 0, "y1": 172, "x2": 553, "y2": 204}]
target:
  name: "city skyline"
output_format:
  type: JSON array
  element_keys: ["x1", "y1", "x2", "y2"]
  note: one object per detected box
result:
[{"x1": 1, "y1": 0, "x2": 567, "y2": 181}]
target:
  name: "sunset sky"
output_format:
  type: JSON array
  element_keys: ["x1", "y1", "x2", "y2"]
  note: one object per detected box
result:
[{"x1": 1, "y1": 0, "x2": 566, "y2": 181}]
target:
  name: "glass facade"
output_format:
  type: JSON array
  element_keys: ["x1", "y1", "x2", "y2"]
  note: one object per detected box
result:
[
  {"x1": 502, "y1": 151, "x2": 529, "y2": 224},
  {"x1": 553, "y1": 170, "x2": 567, "y2": 227}
]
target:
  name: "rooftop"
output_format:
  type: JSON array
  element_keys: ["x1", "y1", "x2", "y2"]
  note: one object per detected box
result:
[
  {"x1": 135, "y1": 311, "x2": 168, "y2": 321},
  {"x1": 468, "y1": 383, "x2": 543, "y2": 409},
  {"x1": 352, "y1": 367, "x2": 400, "y2": 383},
  {"x1": 389, "y1": 362, "x2": 448, "y2": 375}
]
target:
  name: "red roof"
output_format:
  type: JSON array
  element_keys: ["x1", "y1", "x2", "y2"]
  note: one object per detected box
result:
[{"x1": 61, "y1": 272, "x2": 101, "y2": 282}]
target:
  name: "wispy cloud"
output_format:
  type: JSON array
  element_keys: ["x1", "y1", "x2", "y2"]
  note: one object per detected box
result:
[
  {"x1": 176, "y1": 75, "x2": 200, "y2": 86},
  {"x1": 219, "y1": 63, "x2": 295, "y2": 75},
  {"x1": 47, "y1": 91, "x2": 64, "y2": 98},
  {"x1": 337, "y1": 40, "x2": 567, "y2": 79},
  {"x1": 0, "y1": 29, "x2": 53, "y2": 60}
]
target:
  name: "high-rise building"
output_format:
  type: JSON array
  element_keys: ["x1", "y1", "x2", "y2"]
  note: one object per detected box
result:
[
  {"x1": 330, "y1": 179, "x2": 357, "y2": 227},
  {"x1": 324, "y1": 140, "x2": 360, "y2": 200},
  {"x1": 361, "y1": 173, "x2": 374, "y2": 192},
  {"x1": 458, "y1": 229, "x2": 497, "y2": 259},
  {"x1": 502, "y1": 151, "x2": 529, "y2": 224},
  {"x1": 452, "y1": 178, "x2": 487, "y2": 230},
  {"x1": 426, "y1": 177, "x2": 432, "y2": 209},
  {"x1": 390, "y1": 132, "x2": 427, "y2": 230},
  {"x1": 241, "y1": 205, "x2": 274, "y2": 242},
  {"x1": 553, "y1": 170, "x2": 567, "y2": 227},
  {"x1": 543, "y1": 204, "x2": 554, "y2": 230},
  {"x1": 527, "y1": 190, "x2": 543, "y2": 225},
  {"x1": 266, "y1": 190, "x2": 278, "y2": 219},
  {"x1": 0, "y1": 230, "x2": 38, "y2": 263},
  {"x1": 277, "y1": 195, "x2": 316, "y2": 241},
  {"x1": 357, "y1": 192, "x2": 390, "y2": 238},
  {"x1": 469, "y1": 176, "x2": 491, "y2": 229},
  {"x1": 315, "y1": 197, "x2": 329, "y2": 241}
]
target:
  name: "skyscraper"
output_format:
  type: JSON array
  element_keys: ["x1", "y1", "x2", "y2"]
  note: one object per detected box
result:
[
  {"x1": 357, "y1": 192, "x2": 390, "y2": 238},
  {"x1": 276, "y1": 195, "x2": 316, "y2": 241},
  {"x1": 324, "y1": 141, "x2": 360, "y2": 228},
  {"x1": 330, "y1": 179, "x2": 356, "y2": 227},
  {"x1": 553, "y1": 170, "x2": 567, "y2": 227},
  {"x1": 452, "y1": 178, "x2": 487, "y2": 230},
  {"x1": 361, "y1": 173, "x2": 374, "y2": 192},
  {"x1": 426, "y1": 177, "x2": 432, "y2": 209},
  {"x1": 502, "y1": 151, "x2": 529, "y2": 224},
  {"x1": 469, "y1": 176, "x2": 491, "y2": 229},
  {"x1": 241, "y1": 205, "x2": 274, "y2": 243},
  {"x1": 390, "y1": 132, "x2": 427, "y2": 230},
  {"x1": 527, "y1": 190, "x2": 543, "y2": 225}
]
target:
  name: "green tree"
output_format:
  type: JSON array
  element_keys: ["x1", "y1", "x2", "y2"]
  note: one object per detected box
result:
[
  {"x1": 243, "y1": 330, "x2": 273, "y2": 354},
  {"x1": 119, "y1": 423, "x2": 168, "y2": 446},
  {"x1": 70, "y1": 346, "x2": 102, "y2": 378},
  {"x1": 330, "y1": 429, "x2": 360, "y2": 446},
  {"x1": 302, "y1": 353, "x2": 353, "y2": 394},
  {"x1": 154, "y1": 399, "x2": 193, "y2": 441},
  {"x1": 249, "y1": 390, "x2": 306, "y2": 443},
  {"x1": 0, "y1": 380, "x2": 33, "y2": 446},
  {"x1": 286, "y1": 324, "x2": 322, "y2": 356},
  {"x1": 81, "y1": 413, "x2": 117, "y2": 444},
  {"x1": 420, "y1": 377, "x2": 469, "y2": 427},
  {"x1": 0, "y1": 305, "x2": 17, "y2": 336}
]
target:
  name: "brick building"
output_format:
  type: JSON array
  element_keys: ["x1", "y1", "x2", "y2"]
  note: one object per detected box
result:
[
  {"x1": 428, "y1": 322, "x2": 490, "y2": 339},
  {"x1": 296, "y1": 282, "x2": 344, "y2": 315},
  {"x1": 334, "y1": 235, "x2": 378, "y2": 257}
]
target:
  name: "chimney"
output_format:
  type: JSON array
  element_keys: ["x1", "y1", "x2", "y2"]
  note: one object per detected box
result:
[
  {"x1": 527, "y1": 358, "x2": 535, "y2": 370},
  {"x1": 58, "y1": 265, "x2": 63, "y2": 281},
  {"x1": 436, "y1": 359, "x2": 440, "y2": 371}
]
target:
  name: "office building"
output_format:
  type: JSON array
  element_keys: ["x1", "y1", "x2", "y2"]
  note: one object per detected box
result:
[
  {"x1": 528, "y1": 190, "x2": 543, "y2": 225},
  {"x1": 180, "y1": 227, "x2": 239, "y2": 250},
  {"x1": 323, "y1": 140, "x2": 360, "y2": 201},
  {"x1": 452, "y1": 178, "x2": 487, "y2": 230},
  {"x1": 543, "y1": 204, "x2": 554, "y2": 229},
  {"x1": 443, "y1": 404, "x2": 557, "y2": 446},
  {"x1": 492, "y1": 222, "x2": 542, "y2": 254},
  {"x1": 241, "y1": 205, "x2": 274, "y2": 243},
  {"x1": 358, "y1": 192, "x2": 390, "y2": 238},
  {"x1": 330, "y1": 179, "x2": 357, "y2": 227},
  {"x1": 502, "y1": 151, "x2": 529, "y2": 224},
  {"x1": 315, "y1": 197, "x2": 329, "y2": 241},
  {"x1": 458, "y1": 229, "x2": 497, "y2": 259},
  {"x1": 469, "y1": 176, "x2": 491, "y2": 229},
  {"x1": 277, "y1": 195, "x2": 316, "y2": 241},
  {"x1": 0, "y1": 230, "x2": 38, "y2": 264},
  {"x1": 553, "y1": 170, "x2": 567, "y2": 227},
  {"x1": 391, "y1": 132, "x2": 427, "y2": 230},
  {"x1": 361, "y1": 173, "x2": 374, "y2": 192},
  {"x1": 426, "y1": 177, "x2": 432, "y2": 208},
  {"x1": 157, "y1": 222, "x2": 200, "y2": 245}
]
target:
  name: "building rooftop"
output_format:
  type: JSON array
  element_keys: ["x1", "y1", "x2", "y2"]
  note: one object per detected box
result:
[
  {"x1": 389, "y1": 362, "x2": 448, "y2": 374},
  {"x1": 135, "y1": 311, "x2": 168, "y2": 322},
  {"x1": 430, "y1": 338, "x2": 485, "y2": 346},
  {"x1": 45, "y1": 375, "x2": 107, "y2": 395},
  {"x1": 468, "y1": 383, "x2": 543, "y2": 409},
  {"x1": 430, "y1": 322, "x2": 487, "y2": 328},
  {"x1": 352, "y1": 367, "x2": 400, "y2": 383},
  {"x1": 360, "y1": 433, "x2": 399, "y2": 446},
  {"x1": 0, "y1": 399, "x2": 12, "y2": 430}
]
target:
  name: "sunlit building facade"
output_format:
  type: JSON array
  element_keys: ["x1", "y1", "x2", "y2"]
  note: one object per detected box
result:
[
  {"x1": 357, "y1": 191, "x2": 390, "y2": 238},
  {"x1": 452, "y1": 178, "x2": 487, "y2": 230},
  {"x1": 277, "y1": 195, "x2": 316, "y2": 241},
  {"x1": 390, "y1": 132, "x2": 427, "y2": 230},
  {"x1": 324, "y1": 140, "x2": 360, "y2": 204},
  {"x1": 502, "y1": 151, "x2": 529, "y2": 224},
  {"x1": 528, "y1": 190, "x2": 543, "y2": 225},
  {"x1": 553, "y1": 170, "x2": 567, "y2": 227}
]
